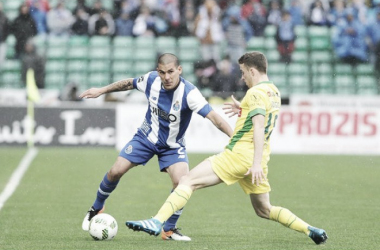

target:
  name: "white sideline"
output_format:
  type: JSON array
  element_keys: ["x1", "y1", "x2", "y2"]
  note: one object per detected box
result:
[{"x1": 0, "y1": 147, "x2": 38, "y2": 211}]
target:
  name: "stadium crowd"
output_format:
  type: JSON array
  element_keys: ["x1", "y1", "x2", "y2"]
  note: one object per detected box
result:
[{"x1": 0, "y1": 0, "x2": 379, "y2": 96}]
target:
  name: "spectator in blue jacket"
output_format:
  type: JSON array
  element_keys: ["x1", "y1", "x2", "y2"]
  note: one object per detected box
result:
[
  {"x1": 366, "y1": 9, "x2": 380, "y2": 53},
  {"x1": 332, "y1": 9, "x2": 368, "y2": 65},
  {"x1": 29, "y1": 0, "x2": 48, "y2": 35},
  {"x1": 328, "y1": 0, "x2": 346, "y2": 26},
  {"x1": 288, "y1": 0, "x2": 304, "y2": 26},
  {"x1": 275, "y1": 10, "x2": 296, "y2": 64},
  {"x1": 115, "y1": 12, "x2": 134, "y2": 36}
]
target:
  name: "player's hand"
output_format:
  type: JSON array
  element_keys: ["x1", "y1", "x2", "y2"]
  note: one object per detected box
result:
[
  {"x1": 222, "y1": 95, "x2": 241, "y2": 118},
  {"x1": 79, "y1": 88, "x2": 103, "y2": 99},
  {"x1": 245, "y1": 164, "x2": 266, "y2": 186}
]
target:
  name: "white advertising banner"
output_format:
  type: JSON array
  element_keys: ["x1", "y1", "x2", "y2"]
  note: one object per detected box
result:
[
  {"x1": 270, "y1": 106, "x2": 380, "y2": 155},
  {"x1": 117, "y1": 99, "x2": 380, "y2": 155}
]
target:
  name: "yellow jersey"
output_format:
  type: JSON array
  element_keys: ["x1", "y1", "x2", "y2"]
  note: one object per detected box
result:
[{"x1": 226, "y1": 81, "x2": 281, "y2": 158}]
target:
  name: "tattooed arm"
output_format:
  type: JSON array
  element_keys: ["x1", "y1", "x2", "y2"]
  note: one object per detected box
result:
[{"x1": 79, "y1": 78, "x2": 134, "y2": 99}]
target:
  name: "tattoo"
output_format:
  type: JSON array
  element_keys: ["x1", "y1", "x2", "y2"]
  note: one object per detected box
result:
[{"x1": 105, "y1": 78, "x2": 133, "y2": 93}]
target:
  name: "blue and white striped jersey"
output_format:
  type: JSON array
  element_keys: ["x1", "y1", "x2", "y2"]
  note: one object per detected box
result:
[{"x1": 132, "y1": 71, "x2": 212, "y2": 148}]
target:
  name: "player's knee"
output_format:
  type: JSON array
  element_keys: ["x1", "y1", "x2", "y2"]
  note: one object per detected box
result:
[
  {"x1": 178, "y1": 174, "x2": 190, "y2": 185},
  {"x1": 108, "y1": 166, "x2": 127, "y2": 181},
  {"x1": 178, "y1": 175, "x2": 199, "y2": 191},
  {"x1": 107, "y1": 169, "x2": 123, "y2": 181},
  {"x1": 171, "y1": 179, "x2": 179, "y2": 188},
  {"x1": 254, "y1": 206, "x2": 271, "y2": 219}
]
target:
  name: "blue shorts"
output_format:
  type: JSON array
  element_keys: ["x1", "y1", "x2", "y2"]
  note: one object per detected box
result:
[{"x1": 119, "y1": 134, "x2": 189, "y2": 172}]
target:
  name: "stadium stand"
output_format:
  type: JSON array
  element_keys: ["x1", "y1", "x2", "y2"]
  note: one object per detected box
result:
[{"x1": 0, "y1": 0, "x2": 378, "y2": 97}]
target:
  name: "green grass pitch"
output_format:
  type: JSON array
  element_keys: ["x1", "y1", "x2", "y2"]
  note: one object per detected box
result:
[{"x1": 0, "y1": 147, "x2": 379, "y2": 250}]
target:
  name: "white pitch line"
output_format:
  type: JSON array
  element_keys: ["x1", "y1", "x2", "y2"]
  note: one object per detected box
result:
[{"x1": 0, "y1": 147, "x2": 38, "y2": 211}]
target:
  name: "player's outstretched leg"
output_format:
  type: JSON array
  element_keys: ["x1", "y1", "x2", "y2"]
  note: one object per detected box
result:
[
  {"x1": 308, "y1": 226, "x2": 328, "y2": 245},
  {"x1": 82, "y1": 206, "x2": 104, "y2": 231},
  {"x1": 269, "y1": 206, "x2": 328, "y2": 245},
  {"x1": 161, "y1": 207, "x2": 191, "y2": 241},
  {"x1": 82, "y1": 173, "x2": 119, "y2": 231},
  {"x1": 161, "y1": 226, "x2": 191, "y2": 241},
  {"x1": 126, "y1": 218, "x2": 163, "y2": 236}
]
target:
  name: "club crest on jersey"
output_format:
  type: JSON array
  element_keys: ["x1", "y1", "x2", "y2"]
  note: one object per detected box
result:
[
  {"x1": 125, "y1": 145, "x2": 133, "y2": 154},
  {"x1": 172, "y1": 101, "x2": 180, "y2": 111}
]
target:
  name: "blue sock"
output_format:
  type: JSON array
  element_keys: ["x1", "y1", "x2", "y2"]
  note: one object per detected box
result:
[
  {"x1": 163, "y1": 189, "x2": 183, "y2": 232},
  {"x1": 92, "y1": 173, "x2": 119, "y2": 210}
]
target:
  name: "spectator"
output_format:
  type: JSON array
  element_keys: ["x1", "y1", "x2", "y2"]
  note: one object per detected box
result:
[
  {"x1": 160, "y1": 0, "x2": 182, "y2": 37},
  {"x1": 182, "y1": 0, "x2": 196, "y2": 36},
  {"x1": 222, "y1": 5, "x2": 252, "y2": 63},
  {"x1": 194, "y1": 59, "x2": 218, "y2": 93},
  {"x1": 71, "y1": 8, "x2": 89, "y2": 36},
  {"x1": 47, "y1": 2, "x2": 75, "y2": 37},
  {"x1": 332, "y1": 9, "x2": 368, "y2": 65},
  {"x1": 89, "y1": 8, "x2": 115, "y2": 36},
  {"x1": 267, "y1": 0, "x2": 282, "y2": 26},
  {"x1": 367, "y1": 9, "x2": 380, "y2": 62},
  {"x1": 89, "y1": 0, "x2": 105, "y2": 16},
  {"x1": 349, "y1": 0, "x2": 368, "y2": 24},
  {"x1": 212, "y1": 56, "x2": 241, "y2": 99},
  {"x1": 375, "y1": 42, "x2": 380, "y2": 92},
  {"x1": 367, "y1": 0, "x2": 380, "y2": 23},
  {"x1": 21, "y1": 40, "x2": 45, "y2": 89},
  {"x1": 328, "y1": 0, "x2": 346, "y2": 26},
  {"x1": 288, "y1": 0, "x2": 304, "y2": 26},
  {"x1": 29, "y1": 0, "x2": 48, "y2": 35},
  {"x1": 194, "y1": 0, "x2": 224, "y2": 62},
  {"x1": 117, "y1": 0, "x2": 140, "y2": 16},
  {"x1": 11, "y1": 3, "x2": 37, "y2": 59},
  {"x1": 26, "y1": 0, "x2": 50, "y2": 12},
  {"x1": 241, "y1": 0, "x2": 267, "y2": 36},
  {"x1": 0, "y1": 2, "x2": 9, "y2": 67},
  {"x1": 132, "y1": 6, "x2": 168, "y2": 37},
  {"x1": 132, "y1": 6, "x2": 155, "y2": 37},
  {"x1": 115, "y1": 12, "x2": 134, "y2": 36},
  {"x1": 275, "y1": 10, "x2": 296, "y2": 64},
  {"x1": 72, "y1": 0, "x2": 91, "y2": 16},
  {"x1": 308, "y1": 0, "x2": 328, "y2": 26}
]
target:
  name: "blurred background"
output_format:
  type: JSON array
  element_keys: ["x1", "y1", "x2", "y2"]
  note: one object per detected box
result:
[
  {"x1": 0, "y1": 0, "x2": 380, "y2": 154},
  {"x1": 1, "y1": 2, "x2": 380, "y2": 248}
]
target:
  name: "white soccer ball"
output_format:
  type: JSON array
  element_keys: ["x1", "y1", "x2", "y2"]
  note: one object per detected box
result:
[{"x1": 89, "y1": 213, "x2": 118, "y2": 240}]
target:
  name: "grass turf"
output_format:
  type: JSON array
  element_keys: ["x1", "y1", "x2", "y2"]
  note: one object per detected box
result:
[{"x1": 0, "y1": 147, "x2": 379, "y2": 250}]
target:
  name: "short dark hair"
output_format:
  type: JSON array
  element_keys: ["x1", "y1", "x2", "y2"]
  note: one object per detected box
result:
[
  {"x1": 157, "y1": 53, "x2": 179, "y2": 67},
  {"x1": 238, "y1": 51, "x2": 267, "y2": 73}
]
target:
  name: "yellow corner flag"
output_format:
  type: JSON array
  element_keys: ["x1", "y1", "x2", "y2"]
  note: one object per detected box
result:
[
  {"x1": 26, "y1": 68, "x2": 40, "y2": 148},
  {"x1": 26, "y1": 68, "x2": 40, "y2": 102}
]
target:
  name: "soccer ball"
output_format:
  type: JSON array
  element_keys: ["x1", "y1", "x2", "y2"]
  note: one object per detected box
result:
[{"x1": 89, "y1": 213, "x2": 118, "y2": 240}]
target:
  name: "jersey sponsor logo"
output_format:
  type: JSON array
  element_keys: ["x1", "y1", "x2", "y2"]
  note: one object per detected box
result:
[
  {"x1": 137, "y1": 76, "x2": 144, "y2": 83},
  {"x1": 238, "y1": 107, "x2": 242, "y2": 117},
  {"x1": 125, "y1": 145, "x2": 133, "y2": 154},
  {"x1": 151, "y1": 106, "x2": 177, "y2": 122},
  {"x1": 172, "y1": 101, "x2": 180, "y2": 111}
]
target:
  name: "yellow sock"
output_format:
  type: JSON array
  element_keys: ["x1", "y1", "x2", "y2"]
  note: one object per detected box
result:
[
  {"x1": 269, "y1": 206, "x2": 310, "y2": 235},
  {"x1": 154, "y1": 184, "x2": 193, "y2": 223}
]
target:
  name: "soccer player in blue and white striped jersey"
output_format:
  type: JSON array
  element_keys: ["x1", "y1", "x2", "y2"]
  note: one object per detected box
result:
[{"x1": 79, "y1": 53, "x2": 233, "y2": 241}]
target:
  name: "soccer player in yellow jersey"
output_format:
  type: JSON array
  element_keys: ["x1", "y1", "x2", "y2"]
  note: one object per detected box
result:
[{"x1": 126, "y1": 51, "x2": 328, "y2": 245}]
